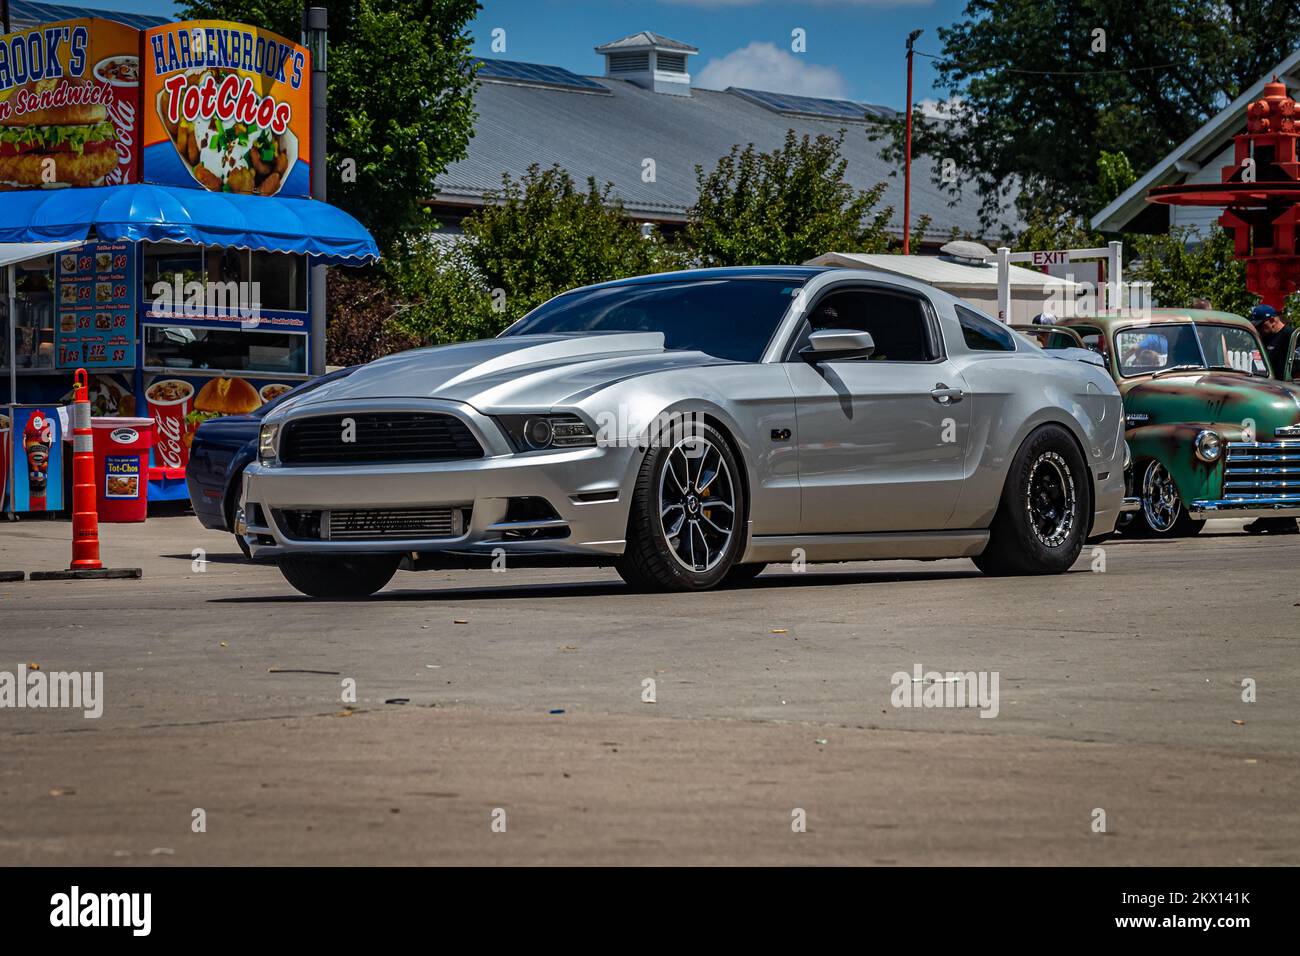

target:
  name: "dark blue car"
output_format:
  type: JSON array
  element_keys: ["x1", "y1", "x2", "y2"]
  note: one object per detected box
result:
[{"x1": 185, "y1": 367, "x2": 355, "y2": 556}]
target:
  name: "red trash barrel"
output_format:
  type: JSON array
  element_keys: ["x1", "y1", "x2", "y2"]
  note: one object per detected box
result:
[{"x1": 91, "y1": 417, "x2": 156, "y2": 523}]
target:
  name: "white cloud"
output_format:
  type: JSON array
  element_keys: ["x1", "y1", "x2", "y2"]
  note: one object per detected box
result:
[
  {"x1": 918, "y1": 95, "x2": 964, "y2": 119},
  {"x1": 695, "y1": 42, "x2": 850, "y2": 98}
]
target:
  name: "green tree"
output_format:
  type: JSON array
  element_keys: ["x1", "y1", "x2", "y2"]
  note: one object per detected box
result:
[
  {"x1": 391, "y1": 164, "x2": 685, "y2": 344},
  {"x1": 1128, "y1": 226, "x2": 1254, "y2": 315},
  {"x1": 869, "y1": 0, "x2": 1300, "y2": 229},
  {"x1": 687, "y1": 130, "x2": 894, "y2": 266},
  {"x1": 179, "y1": 0, "x2": 480, "y2": 256}
]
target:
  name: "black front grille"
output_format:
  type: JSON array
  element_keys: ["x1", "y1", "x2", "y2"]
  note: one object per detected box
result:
[
  {"x1": 273, "y1": 507, "x2": 468, "y2": 541},
  {"x1": 279, "y1": 413, "x2": 483, "y2": 465}
]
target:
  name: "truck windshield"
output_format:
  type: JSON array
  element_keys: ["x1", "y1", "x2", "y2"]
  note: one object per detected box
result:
[{"x1": 1115, "y1": 323, "x2": 1267, "y2": 377}]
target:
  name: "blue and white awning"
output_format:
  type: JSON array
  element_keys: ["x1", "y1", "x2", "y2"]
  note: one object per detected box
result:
[{"x1": 0, "y1": 184, "x2": 380, "y2": 265}]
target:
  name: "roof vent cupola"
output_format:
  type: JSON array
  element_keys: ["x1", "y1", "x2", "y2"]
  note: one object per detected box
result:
[{"x1": 596, "y1": 32, "x2": 697, "y2": 96}]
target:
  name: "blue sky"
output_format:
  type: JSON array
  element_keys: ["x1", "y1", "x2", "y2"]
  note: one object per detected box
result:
[{"x1": 83, "y1": 0, "x2": 966, "y2": 108}]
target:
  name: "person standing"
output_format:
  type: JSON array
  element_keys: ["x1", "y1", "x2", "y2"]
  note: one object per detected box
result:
[
  {"x1": 1249, "y1": 304, "x2": 1293, "y2": 379},
  {"x1": 1245, "y1": 304, "x2": 1298, "y2": 534}
]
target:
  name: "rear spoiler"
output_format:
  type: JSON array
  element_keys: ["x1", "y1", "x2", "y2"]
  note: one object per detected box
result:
[
  {"x1": 1010, "y1": 324, "x2": 1085, "y2": 348},
  {"x1": 1050, "y1": 346, "x2": 1107, "y2": 369}
]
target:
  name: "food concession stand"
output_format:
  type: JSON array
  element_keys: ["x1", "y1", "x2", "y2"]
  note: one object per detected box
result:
[{"x1": 1, "y1": 14, "x2": 378, "y2": 509}]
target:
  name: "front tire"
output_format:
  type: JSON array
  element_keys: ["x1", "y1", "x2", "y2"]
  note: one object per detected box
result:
[
  {"x1": 616, "y1": 422, "x2": 746, "y2": 592},
  {"x1": 973, "y1": 424, "x2": 1091, "y2": 576},
  {"x1": 1134, "y1": 459, "x2": 1204, "y2": 537},
  {"x1": 278, "y1": 553, "x2": 400, "y2": 599}
]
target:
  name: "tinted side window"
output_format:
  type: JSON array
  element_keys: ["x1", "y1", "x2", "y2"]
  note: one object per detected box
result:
[
  {"x1": 801, "y1": 288, "x2": 936, "y2": 361},
  {"x1": 957, "y1": 306, "x2": 1017, "y2": 352}
]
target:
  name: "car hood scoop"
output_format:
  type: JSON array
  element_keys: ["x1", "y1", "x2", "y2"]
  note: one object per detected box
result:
[{"x1": 290, "y1": 332, "x2": 724, "y2": 411}]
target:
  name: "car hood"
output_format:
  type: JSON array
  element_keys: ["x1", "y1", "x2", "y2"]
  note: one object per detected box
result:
[
  {"x1": 280, "y1": 333, "x2": 728, "y2": 414},
  {"x1": 1121, "y1": 371, "x2": 1300, "y2": 432}
]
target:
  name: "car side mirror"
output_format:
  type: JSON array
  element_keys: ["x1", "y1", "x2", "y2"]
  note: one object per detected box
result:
[{"x1": 801, "y1": 328, "x2": 875, "y2": 362}]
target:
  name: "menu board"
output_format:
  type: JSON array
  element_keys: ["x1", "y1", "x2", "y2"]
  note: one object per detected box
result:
[{"x1": 54, "y1": 242, "x2": 137, "y2": 369}]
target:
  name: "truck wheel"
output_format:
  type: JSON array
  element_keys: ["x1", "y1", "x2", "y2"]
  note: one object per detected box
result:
[
  {"x1": 616, "y1": 422, "x2": 746, "y2": 592},
  {"x1": 973, "y1": 424, "x2": 1091, "y2": 576},
  {"x1": 278, "y1": 554, "x2": 400, "y2": 598},
  {"x1": 1136, "y1": 459, "x2": 1204, "y2": 537}
]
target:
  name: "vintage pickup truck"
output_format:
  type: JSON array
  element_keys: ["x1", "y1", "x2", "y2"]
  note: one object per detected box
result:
[{"x1": 1015, "y1": 309, "x2": 1300, "y2": 536}]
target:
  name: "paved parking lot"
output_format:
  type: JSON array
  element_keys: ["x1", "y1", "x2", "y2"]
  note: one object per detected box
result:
[{"x1": 1, "y1": 514, "x2": 1297, "y2": 864}]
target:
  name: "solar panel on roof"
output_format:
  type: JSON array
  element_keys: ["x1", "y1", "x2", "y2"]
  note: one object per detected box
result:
[
  {"x1": 10, "y1": 0, "x2": 172, "y2": 29},
  {"x1": 475, "y1": 58, "x2": 609, "y2": 93},
  {"x1": 730, "y1": 87, "x2": 895, "y2": 122}
]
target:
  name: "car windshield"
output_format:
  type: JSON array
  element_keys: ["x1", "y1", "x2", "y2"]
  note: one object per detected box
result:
[
  {"x1": 1115, "y1": 323, "x2": 1267, "y2": 377},
  {"x1": 502, "y1": 278, "x2": 806, "y2": 362}
]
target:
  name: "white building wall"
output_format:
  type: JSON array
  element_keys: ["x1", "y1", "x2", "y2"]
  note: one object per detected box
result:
[{"x1": 1169, "y1": 144, "x2": 1235, "y2": 238}]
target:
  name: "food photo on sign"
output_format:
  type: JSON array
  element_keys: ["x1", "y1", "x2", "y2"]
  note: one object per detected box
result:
[
  {"x1": 141, "y1": 21, "x2": 311, "y2": 197},
  {"x1": 0, "y1": 18, "x2": 139, "y2": 189},
  {"x1": 144, "y1": 373, "x2": 291, "y2": 472}
]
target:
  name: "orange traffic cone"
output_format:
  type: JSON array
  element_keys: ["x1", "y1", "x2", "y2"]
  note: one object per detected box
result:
[
  {"x1": 70, "y1": 368, "x2": 103, "y2": 571},
  {"x1": 28, "y1": 369, "x2": 140, "y2": 582}
]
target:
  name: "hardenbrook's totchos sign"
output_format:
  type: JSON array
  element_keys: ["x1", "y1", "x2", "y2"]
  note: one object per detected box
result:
[
  {"x1": 0, "y1": 17, "x2": 311, "y2": 196},
  {"x1": 142, "y1": 20, "x2": 311, "y2": 197}
]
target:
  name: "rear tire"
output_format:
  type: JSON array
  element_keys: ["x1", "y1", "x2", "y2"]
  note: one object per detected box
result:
[
  {"x1": 616, "y1": 421, "x2": 746, "y2": 592},
  {"x1": 278, "y1": 553, "x2": 400, "y2": 598},
  {"x1": 973, "y1": 424, "x2": 1091, "y2": 576}
]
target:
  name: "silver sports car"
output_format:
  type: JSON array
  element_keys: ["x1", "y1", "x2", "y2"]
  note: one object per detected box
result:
[{"x1": 240, "y1": 266, "x2": 1129, "y2": 597}]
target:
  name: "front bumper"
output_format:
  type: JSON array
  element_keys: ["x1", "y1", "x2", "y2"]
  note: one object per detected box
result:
[
  {"x1": 1189, "y1": 497, "x2": 1300, "y2": 520},
  {"x1": 241, "y1": 444, "x2": 641, "y2": 560}
]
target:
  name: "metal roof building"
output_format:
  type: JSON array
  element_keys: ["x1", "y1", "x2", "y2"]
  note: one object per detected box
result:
[
  {"x1": 7, "y1": 0, "x2": 171, "y2": 29},
  {"x1": 431, "y1": 31, "x2": 1020, "y2": 244}
]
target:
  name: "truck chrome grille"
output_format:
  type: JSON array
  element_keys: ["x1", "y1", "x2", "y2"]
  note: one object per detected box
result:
[
  {"x1": 279, "y1": 413, "x2": 483, "y2": 465},
  {"x1": 274, "y1": 507, "x2": 468, "y2": 541},
  {"x1": 1221, "y1": 441, "x2": 1300, "y2": 501}
]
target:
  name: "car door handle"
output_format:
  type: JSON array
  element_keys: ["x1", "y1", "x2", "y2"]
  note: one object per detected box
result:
[{"x1": 931, "y1": 384, "x2": 964, "y2": 404}]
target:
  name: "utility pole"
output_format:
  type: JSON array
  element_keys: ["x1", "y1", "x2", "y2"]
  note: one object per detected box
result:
[
  {"x1": 903, "y1": 29, "x2": 923, "y2": 256},
  {"x1": 304, "y1": 6, "x2": 328, "y2": 376}
]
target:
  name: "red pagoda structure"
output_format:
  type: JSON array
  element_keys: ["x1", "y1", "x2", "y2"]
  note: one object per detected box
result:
[{"x1": 1148, "y1": 77, "x2": 1300, "y2": 309}]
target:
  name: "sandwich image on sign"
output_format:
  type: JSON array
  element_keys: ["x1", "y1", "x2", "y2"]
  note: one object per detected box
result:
[
  {"x1": 186, "y1": 376, "x2": 261, "y2": 449},
  {"x1": 0, "y1": 91, "x2": 118, "y2": 188}
]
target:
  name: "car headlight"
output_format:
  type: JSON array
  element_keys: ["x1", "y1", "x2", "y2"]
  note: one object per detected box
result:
[
  {"x1": 258, "y1": 422, "x2": 280, "y2": 465},
  {"x1": 1195, "y1": 429, "x2": 1222, "y2": 462},
  {"x1": 496, "y1": 413, "x2": 595, "y2": 452}
]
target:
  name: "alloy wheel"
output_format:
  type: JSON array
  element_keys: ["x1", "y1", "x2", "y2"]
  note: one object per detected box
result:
[
  {"x1": 1141, "y1": 459, "x2": 1182, "y2": 533},
  {"x1": 1025, "y1": 451, "x2": 1076, "y2": 547},
  {"x1": 658, "y1": 435, "x2": 737, "y2": 573}
]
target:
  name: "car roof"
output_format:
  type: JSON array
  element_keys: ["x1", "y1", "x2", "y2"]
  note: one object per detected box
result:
[
  {"x1": 573, "y1": 265, "x2": 833, "y2": 292},
  {"x1": 1059, "y1": 308, "x2": 1254, "y2": 332}
]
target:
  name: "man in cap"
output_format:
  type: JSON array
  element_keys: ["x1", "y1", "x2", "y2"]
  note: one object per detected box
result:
[
  {"x1": 1245, "y1": 305, "x2": 1299, "y2": 534},
  {"x1": 1249, "y1": 304, "x2": 1292, "y2": 379}
]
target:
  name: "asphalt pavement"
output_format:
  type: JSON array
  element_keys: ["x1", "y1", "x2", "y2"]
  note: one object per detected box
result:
[{"x1": 1, "y1": 513, "x2": 1296, "y2": 864}]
